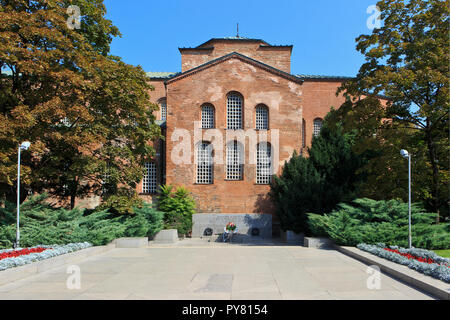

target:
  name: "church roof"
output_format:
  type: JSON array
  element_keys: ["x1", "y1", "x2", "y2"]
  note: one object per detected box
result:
[
  {"x1": 178, "y1": 37, "x2": 294, "y2": 51},
  {"x1": 165, "y1": 51, "x2": 304, "y2": 85},
  {"x1": 296, "y1": 74, "x2": 354, "y2": 81},
  {"x1": 196, "y1": 37, "x2": 271, "y2": 48},
  {"x1": 146, "y1": 72, "x2": 180, "y2": 80},
  {"x1": 145, "y1": 70, "x2": 354, "y2": 82}
]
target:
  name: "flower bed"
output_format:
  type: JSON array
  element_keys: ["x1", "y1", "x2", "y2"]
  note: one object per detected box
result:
[
  {"x1": 357, "y1": 243, "x2": 450, "y2": 283},
  {"x1": 0, "y1": 247, "x2": 50, "y2": 261},
  {"x1": 0, "y1": 242, "x2": 92, "y2": 271}
]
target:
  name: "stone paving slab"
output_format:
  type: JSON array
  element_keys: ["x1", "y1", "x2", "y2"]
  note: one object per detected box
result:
[{"x1": 0, "y1": 241, "x2": 436, "y2": 300}]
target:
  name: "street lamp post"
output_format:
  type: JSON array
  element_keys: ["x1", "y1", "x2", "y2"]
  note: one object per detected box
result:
[
  {"x1": 16, "y1": 141, "x2": 31, "y2": 249},
  {"x1": 400, "y1": 149, "x2": 412, "y2": 249}
]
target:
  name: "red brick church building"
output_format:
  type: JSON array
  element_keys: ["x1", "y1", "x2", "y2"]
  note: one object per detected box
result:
[{"x1": 139, "y1": 37, "x2": 352, "y2": 237}]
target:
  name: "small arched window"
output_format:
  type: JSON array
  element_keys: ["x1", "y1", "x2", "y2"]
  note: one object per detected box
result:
[
  {"x1": 256, "y1": 142, "x2": 272, "y2": 185},
  {"x1": 159, "y1": 98, "x2": 167, "y2": 121},
  {"x1": 313, "y1": 118, "x2": 323, "y2": 137},
  {"x1": 255, "y1": 105, "x2": 269, "y2": 130},
  {"x1": 201, "y1": 104, "x2": 215, "y2": 129},
  {"x1": 226, "y1": 140, "x2": 244, "y2": 180},
  {"x1": 227, "y1": 93, "x2": 243, "y2": 130},
  {"x1": 196, "y1": 142, "x2": 213, "y2": 184}
]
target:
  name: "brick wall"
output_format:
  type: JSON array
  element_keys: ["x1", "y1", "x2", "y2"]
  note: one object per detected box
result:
[
  {"x1": 300, "y1": 80, "x2": 347, "y2": 151},
  {"x1": 181, "y1": 40, "x2": 292, "y2": 73},
  {"x1": 165, "y1": 57, "x2": 304, "y2": 214}
]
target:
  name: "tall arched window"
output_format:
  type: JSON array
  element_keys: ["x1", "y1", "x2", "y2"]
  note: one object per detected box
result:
[
  {"x1": 313, "y1": 118, "x2": 323, "y2": 137},
  {"x1": 256, "y1": 142, "x2": 272, "y2": 185},
  {"x1": 302, "y1": 119, "x2": 306, "y2": 147},
  {"x1": 196, "y1": 142, "x2": 213, "y2": 184},
  {"x1": 201, "y1": 104, "x2": 215, "y2": 129},
  {"x1": 227, "y1": 93, "x2": 243, "y2": 130},
  {"x1": 159, "y1": 98, "x2": 167, "y2": 121},
  {"x1": 142, "y1": 162, "x2": 157, "y2": 194},
  {"x1": 226, "y1": 140, "x2": 243, "y2": 180},
  {"x1": 255, "y1": 105, "x2": 269, "y2": 130}
]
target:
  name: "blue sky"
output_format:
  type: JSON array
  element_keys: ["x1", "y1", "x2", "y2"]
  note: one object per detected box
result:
[{"x1": 104, "y1": 0, "x2": 380, "y2": 77}]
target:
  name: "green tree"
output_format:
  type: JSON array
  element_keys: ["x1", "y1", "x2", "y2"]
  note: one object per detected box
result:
[
  {"x1": 270, "y1": 115, "x2": 366, "y2": 234},
  {"x1": 0, "y1": 0, "x2": 161, "y2": 207},
  {"x1": 309, "y1": 113, "x2": 367, "y2": 206},
  {"x1": 270, "y1": 152, "x2": 323, "y2": 234},
  {"x1": 157, "y1": 185, "x2": 196, "y2": 236},
  {"x1": 337, "y1": 0, "x2": 449, "y2": 220}
]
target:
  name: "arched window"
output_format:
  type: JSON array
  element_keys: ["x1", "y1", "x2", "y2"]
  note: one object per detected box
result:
[
  {"x1": 255, "y1": 105, "x2": 269, "y2": 130},
  {"x1": 302, "y1": 119, "x2": 306, "y2": 147},
  {"x1": 142, "y1": 162, "x2": 157, "y2": 194},
  {"x1": 201, "y1": 104, "x2": 215, "y2": 129},
  {"x1": 313, "y1": 118, "x2": 323, "y2": 137},
  {"x1": 159, "y1": 98, "x2": 167, "y2": 121},
  {"x1": 226, "y1": 140, "x2": 244, "y2": 180},
  {"x1": 227, "y1": 93, "x2": 243, "y2": 130},
  {"x1": 256, "y1": 142, "x2": 272, "y2": 185},
  {"x1": 196, "y1": 142, "x2": 213, "y2": 184}
]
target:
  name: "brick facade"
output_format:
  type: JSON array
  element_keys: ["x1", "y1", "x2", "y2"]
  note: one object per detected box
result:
[
  {"x1": 180, "y1": 38, "x2": 292, "y2": 73},
  {"x1": 142, "y1": 37, "x2": 350, "y2": 218}
]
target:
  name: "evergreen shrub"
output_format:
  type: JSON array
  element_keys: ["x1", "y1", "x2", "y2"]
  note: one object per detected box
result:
[
  {"x1": 307, "y1": 198, "x2": 449, "y2": 249},
  {"x1": 157, "y1": 185, "x2": 196, "y2": 236},
  {"x1": 270, "y1": 118, "x2": 365, "y2": 234},
  {"x1": 0, "y1": 194, "x2": 164, "y2": 248}
]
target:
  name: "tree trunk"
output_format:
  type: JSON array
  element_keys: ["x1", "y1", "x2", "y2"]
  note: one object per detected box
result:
[
  {"x1": 425, "y1": 124, "x2": 440, "y2": 223},
  {"x1": 4, "y1": 184, "x2": 28, "y2": 205},
  {"x1": 69, "y1": 178, "x2": 79, "y2": 210},
  {"x1": 70, "y1": 194, "x2": 76, "y2": 210}
]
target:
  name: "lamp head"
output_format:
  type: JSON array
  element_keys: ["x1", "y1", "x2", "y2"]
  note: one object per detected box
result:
[
  {"x1": 20, "y1": 141, "x2": 31, "y2": 150},
  {"x1": 400, "y1": 149, "x2": 409, "y2": 158}
]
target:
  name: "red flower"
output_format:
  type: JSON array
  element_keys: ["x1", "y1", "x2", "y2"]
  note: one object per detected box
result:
[
  {"x1": 382, "y1": 248, "x2": 449, "y2": 268},
  {"x1": 0, "y1": 247, "x2": 50, "y2": 261}
]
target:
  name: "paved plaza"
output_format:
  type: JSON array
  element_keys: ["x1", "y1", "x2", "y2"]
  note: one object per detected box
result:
[{"x1": 0, "y1": 240, "x2": 435, "y2": 300}]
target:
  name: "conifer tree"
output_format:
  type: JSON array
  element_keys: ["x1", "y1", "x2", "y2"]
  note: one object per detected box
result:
[
  {"x1": 270, "y1": 153, "x2": 323, "y2": 234},
  {"x1": 270, "y1": 115, "x2": 366, "y2": 234}
]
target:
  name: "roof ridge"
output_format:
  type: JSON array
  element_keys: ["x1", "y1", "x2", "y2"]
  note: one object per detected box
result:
[
  {"x1": 165, "y1": 51, "x2": 304, "y2": 85},
  {"x1": 296, "y1": 74, "x2": 354, "y2": 80},
  {"x1": 146, "y1": 71, "x2": 180, "y2": 79},
  {"x1": 196, "y1": 37, "x2": 271, "y2": 48}
]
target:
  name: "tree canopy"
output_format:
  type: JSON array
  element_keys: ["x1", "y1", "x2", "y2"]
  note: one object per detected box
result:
[
  {"x1": 0, "y1": 0, "x2": 161, "y2": 207},
  {"x1": 335, "y1": 0, "x2": 449, "y2": 220},
  {"x1": 270, "y1": 115, "x2": 366, "y2": 234}
]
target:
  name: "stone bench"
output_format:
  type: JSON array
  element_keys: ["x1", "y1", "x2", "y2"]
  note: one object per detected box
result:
[
  {"x1": 152, "y1": 229, "x2": 179, "y2": 244},
  {"x1": 115, "y1": 237, "x2": 149, "y2": 248},
  {"x1": 303, "y1": 237, "x2": 334, "y2": 249},
  {"x1": 282, "y1": 231, "x2": 305, "y2": 245}
]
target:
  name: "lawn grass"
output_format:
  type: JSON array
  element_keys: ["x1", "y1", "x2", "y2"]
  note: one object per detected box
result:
[{"x1": 433, "y1": 249, "x2": 450, "y2": 258}]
